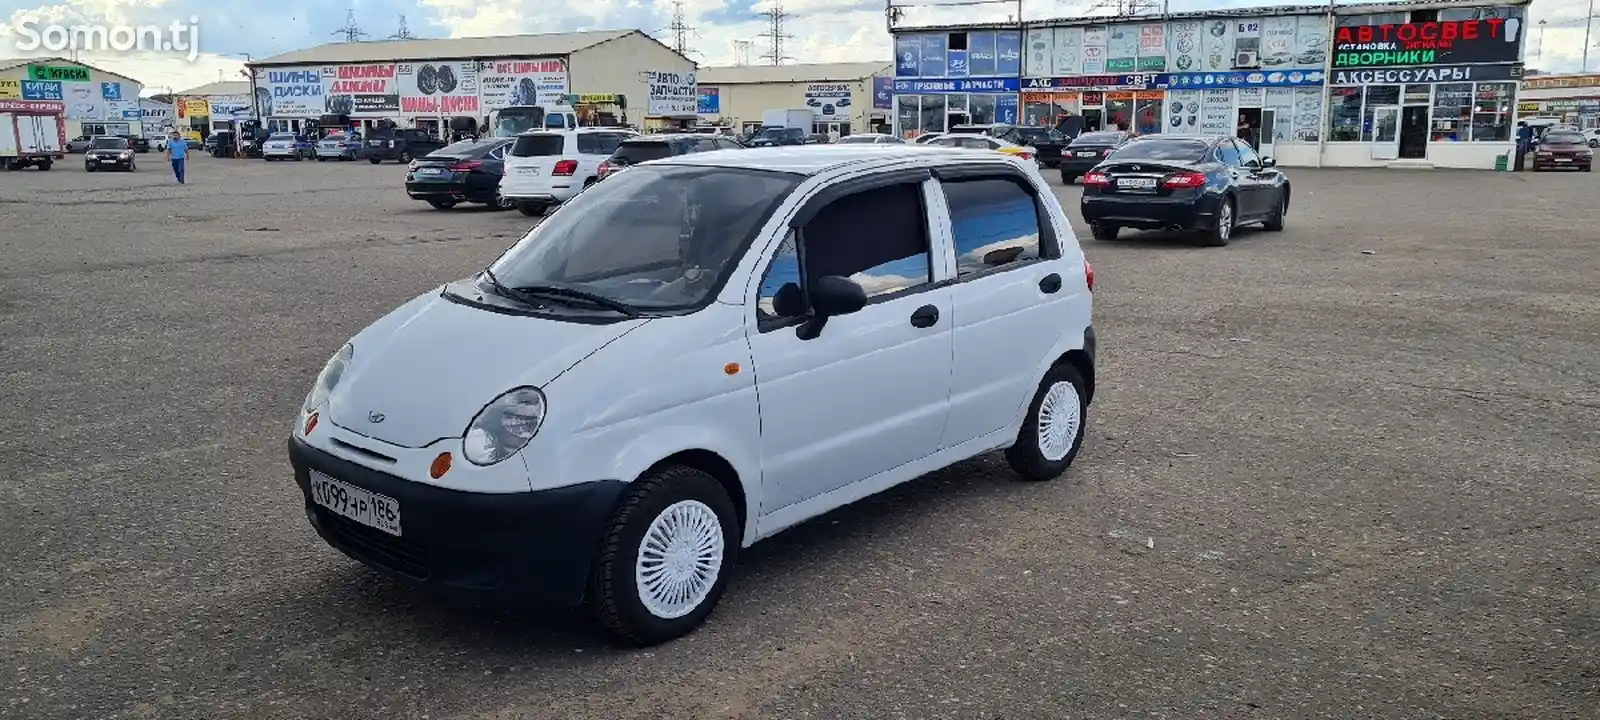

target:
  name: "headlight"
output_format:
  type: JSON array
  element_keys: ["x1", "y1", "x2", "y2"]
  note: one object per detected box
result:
[
  {"x1": 463, "y1": 387, "x2": 547, "y2": 465},
  {"x1": 303, "y1": 343, "x2": 353, "y2": 412}
]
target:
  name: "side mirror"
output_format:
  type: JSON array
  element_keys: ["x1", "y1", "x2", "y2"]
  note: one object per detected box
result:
[
  {"x1": 796, "y1": 275, "x2": 867, "y2": 340},
  {"x1": 1260, "y1": 157, "x2": 1277, "y2": 168}
]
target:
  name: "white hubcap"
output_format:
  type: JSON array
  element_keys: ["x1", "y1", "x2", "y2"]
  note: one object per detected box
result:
[
  {"x1": 635, "y1": 500, "x2": 725, "y2": 619},
  {"x1": 1036, "y1": 381, "x2": 1082, "y2": 462},
  {"x1": 1218, "y1": 203, "x2": 1233, "y2": 240}
]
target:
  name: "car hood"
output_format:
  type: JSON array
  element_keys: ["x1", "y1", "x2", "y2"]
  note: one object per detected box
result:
[{"x1": 324, "y1": 287, "x2": 648, "y2": 448}]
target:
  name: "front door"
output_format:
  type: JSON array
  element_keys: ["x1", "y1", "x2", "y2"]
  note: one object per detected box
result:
[
  {"x1": 1258, "y1": 109, "x2": 1277, "y2": 161},
  {"x1": 746, "y1": 177, "x2": 954, "y2": 514},
  {"x1": 1399, "y1": 106, "x2": 1429, "y2": 159},
  {"x1": 1370, "y1": 105, "x2": 1400, "y2": 160}
]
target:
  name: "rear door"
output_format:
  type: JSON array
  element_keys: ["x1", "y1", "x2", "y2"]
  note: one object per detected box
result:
[{"x1": 574, "y1": 131, "x2": 630, "y2": 181}]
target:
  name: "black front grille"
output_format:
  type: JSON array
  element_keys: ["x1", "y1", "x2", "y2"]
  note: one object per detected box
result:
[{"x1": 312, "y1": 506, "x2": 431, "y2": 579}]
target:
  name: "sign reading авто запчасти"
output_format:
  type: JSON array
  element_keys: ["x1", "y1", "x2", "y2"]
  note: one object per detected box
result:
[
  {"x1": 1333, "y1": 18, "x2": 1523, "y2": 68},
  {"x1": 1330, "y1": 63, "x2": 1523, "y2": 85}
]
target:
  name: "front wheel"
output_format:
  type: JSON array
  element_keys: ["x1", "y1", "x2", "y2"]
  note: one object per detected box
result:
[
  {"x1": 587, "y1": 465, "x2": 739, "y2": 646},
  {"x1": 1262, "y1": 193, "x2": 1285, "y2": 232},
  {"x1": 368, "y1": 158, "x2": 381, "y2": 165},
  {"x1": 1005, "y1": 363, "x2": 1089, "y2": 482},
  {"x1": 517, "y1": 201, "x2": 547, "y2": 217}
]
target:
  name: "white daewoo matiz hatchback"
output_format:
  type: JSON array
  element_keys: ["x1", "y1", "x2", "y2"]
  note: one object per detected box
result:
[{"x1": 288, "y1": 145, "x2": 1097, "y2": 645}]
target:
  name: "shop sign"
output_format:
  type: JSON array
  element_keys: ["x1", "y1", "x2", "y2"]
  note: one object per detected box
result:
[
  {"x1": 1332, "y1": 18, "x2": 1522, "y2": 68},
  {"x1": 698, "y1": 87, "x2": 719, "y2": 114},
  {"x1": 872, "y1": 77, "x2": 893, "y2": 109},
  {"x1": 805, "y1": 83, "x2": 851, "y2": 120},
  {"x1": 1166, "y1": 70, "x2": 1326, "y2": 88},
  {"x1": 1331, "y1": 63, "x2": 1523, "y2": 85},
  {"x1": 177, "y1": 98, "x2": 210, "y2": 117},
  {"x1": 477, "y1": 59, "x2": 569, "y2": 110},
  {"x1": 0, "y1": 79, "x2": 20, "y2": 100},
  {"x1": 259, "y1": 68, "x2": 324, "y2": 117},
  {"x1": 893, "y1": 77, "x2": 1021, "y2": 93},
  {"x1": 1516, "y1": 101, "x2": 1541, "y2": 113},
  {"x1": 0, "y1": 99, "x2": 65, "y2": 113},
  {"x1": 897, "y1": 32, "x2": 1019, "y2": 78},
  {"x1": 21, "y1": 80, "x2": 62, "y2": 101},
  {"x1": 1521, "y1": 73, "x2": 1600, "y2": 90},
  {"x1": 397, "y1": 61, "x2": 480, "y2": 115},
  {"x1": 575, "y1": 94, "x2": 625, "y2": 105},
  {"x1": 645, "y1": 70, "x2": 697, "y2": 115},
  {"x1": 27, "y1": 65, "x2": 90, "y2": 82},
  {"x1": 324, "y1": 64, "x2": 399, "y2": 115},
  {"x1": 1023, "y1": 73, "x2": 1165, "y2": 90}
]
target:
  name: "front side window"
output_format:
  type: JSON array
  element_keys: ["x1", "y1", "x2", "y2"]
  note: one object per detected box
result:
[
  {"x1": 941, "y1": 178, "x2": 1043, "y2": 277},
  {"x1": 490, "y1": 166, "x2": 802, "y2": 310},
  {"x1": 89, "y1": 137, "x2": 128, "y2": 150},
  {"x1": 1236, "y1": 139, "x2": 1261, "y2": 166},
  {"x1": 1216, "y1": 140, "x2": 1243, "y2": 166}
]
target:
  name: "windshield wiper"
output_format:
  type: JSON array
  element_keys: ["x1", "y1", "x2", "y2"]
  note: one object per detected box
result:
[{"x1": 511, "y1": 284, "x2": 643, "y2": 317}]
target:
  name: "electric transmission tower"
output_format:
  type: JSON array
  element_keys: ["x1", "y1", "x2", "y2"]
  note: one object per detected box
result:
[
  {"x1": 732, "y1": 39, "x2": 754, "y2": 66},
  {"x1": 389, "y1": 15, "x2": 416, "y2": 40},
  {"x1": 1087, "y1": 0, "x2": 1163, "y2": 17},
  {"x1": 333, "y1": 9, "x2": 368, "y2": 43},
  {"x1": 667, "y1": 2, "x2": 697, "y2": 55},
  {"x1": 757, "y1": 3, "x2": 795, "y2": 66}
]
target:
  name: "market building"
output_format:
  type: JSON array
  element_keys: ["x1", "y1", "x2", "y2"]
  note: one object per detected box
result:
[
  {"x1": 246, "y1": 30, "x2": 698, "y2": 137},
  {"x1": 1516, "y1": 73, "x2": 1600, "y2": 128},
  {"x1": 891, "y1": 0, "x2": 1528, "y2": 169},
  {"x1": 173, "y1": 81, "x2": 255, "y2": 136},
  {"x1": 695, "y1": 62, "x2": 894, "y2": 137},
  {"x1": 0, "y1": 56, "x2": 145, "y2": 139}
]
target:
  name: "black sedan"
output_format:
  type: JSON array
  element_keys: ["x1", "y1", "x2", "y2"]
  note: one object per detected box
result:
[
  {"x1": 83, "y1": 136, "x2": 137, "y2": 171},
  {"x1": 1079, "y1": 135, "x2": 1289, "y2": 247},
  {"x1": 118, "y1": 134, "x2": 151, "y2": 153},
  {"x1": 405, "y1": 139, "x2": 515, "y2": 210},
  {"x1": 991, "y1": 124, "x2": 1068, "y2": 168},
  {"x1": 1059, "y1": 130, "x2": 1132, "y2": 184}
]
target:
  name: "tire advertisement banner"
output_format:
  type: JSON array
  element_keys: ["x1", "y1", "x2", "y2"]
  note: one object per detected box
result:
[
  {"x1": 478, "y1": 58, "x2": 568, "y2": 111},
  {"x1": 323, "y1": 64, "x2": 398, "y2": 116},
  {"x1": 257, "y1": 68, "x2": 324, "y2": 117},
  {"x1": 397, "y1": 61, "x2": 480, "y2": 115},
  {"x1": 804, "y1": 83, "x2": 851, "y2": 120}
]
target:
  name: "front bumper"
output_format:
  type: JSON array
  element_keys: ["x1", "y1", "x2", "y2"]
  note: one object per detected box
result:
[
  {"x1": 500, "y1": 176, "x2": 577, "y2": 204},
  {"x1": 1081, "y1": 193, "x2": 1219, "y2": 231},
  {"x1": 1533, "y1": 157, "x2": 1592, "y2": 170},
  {"x1": 317, "y1": 148, "x2": 357, "y2": 159},
  {"x1": 86, "y1": 155, "x2": 133, "y2": 168},
  {"x1": 288, "y1": 436, "x2": 624, "y2": 606}
]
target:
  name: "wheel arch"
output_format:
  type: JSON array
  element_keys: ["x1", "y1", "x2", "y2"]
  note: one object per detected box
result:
[
  {"x1": 1054, "y1": 349, "x2": 1096, "y2": 405},
  {"x1": 1281, "y1": 181, "x2": 1291, "y2": 212},
  {"x1": 642, "y1": 449, "x2": 748, "y2": 540}
]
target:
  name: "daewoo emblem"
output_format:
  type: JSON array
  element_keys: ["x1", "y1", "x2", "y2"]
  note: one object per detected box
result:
[{"x1": 367, "y1": 411, "x2": 386, "y2": 423}]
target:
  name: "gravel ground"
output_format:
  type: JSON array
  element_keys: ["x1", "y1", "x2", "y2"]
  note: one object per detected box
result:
[{"x1": 2, "y1": 154, "x2": 1597, "y2": 720}]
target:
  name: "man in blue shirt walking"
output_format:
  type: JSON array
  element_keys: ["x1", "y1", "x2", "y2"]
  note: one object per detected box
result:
[{"x1": 167, "y1": 130, "x2": 187, "y2": 183}]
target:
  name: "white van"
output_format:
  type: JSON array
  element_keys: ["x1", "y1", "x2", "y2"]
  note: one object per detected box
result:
[
  {"x1": 499, "y1": 127, "x2": 637, "y2": 216},
  {"x1": 288, "y1": 146, "x2": 1097, "y2": 645}
]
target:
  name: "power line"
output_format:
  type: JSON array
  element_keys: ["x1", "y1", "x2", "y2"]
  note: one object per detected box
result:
[
  {"x1": 732, "y1": 39, "x2": 755, "y2": 66},
  {"x1": 668, "y1": 2, "x2": 697, "y2": 56},
  {"x1": 389, "y1": 15, "x2": 416, "y2": 40},
  {"x1": 333, "y1": 8, "x2": 368, "y2": 43},
  {"x1": 757, "y1": 2, "x2": 795, "y2": 66},
  {"x1": 1086, "y1": 0, "x2": 1162, "y2": 17}
]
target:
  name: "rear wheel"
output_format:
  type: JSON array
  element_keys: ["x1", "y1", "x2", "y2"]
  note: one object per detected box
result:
[
  {"x1": 1090, "y1": 223, "x2": 1119, "y2": 241},
  {"x1": 1061, "y1": 172, "x2": 1078, "y2": 185},
  {"x1": 1005, "y1": 363, "x2": 1089, "y2": 482},
  {"x1": 427, "y1": 199, "x2": 456, "y2": 210},
  {"x1": 368, "y1": 158, "x2": 381, "y2": 165},
  {"x1": 1198, "y1": 197, "x2": 1233, "y2": 247},
  {"x1": 517, "y1": 201, "x2": 547, "y2": 217},
  {"x1": 1262, "y1": 192, "x2": 1286, "y2": 232}
]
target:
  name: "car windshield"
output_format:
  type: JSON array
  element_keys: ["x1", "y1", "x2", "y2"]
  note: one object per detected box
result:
[
  {"x1": 1108, "y1": 138, "x2": 1209, "y2": 161},
  {"x1": 269, "y1": 133, "x2": 295, "y2": 140},
  {"x1": 1072, "y1": 132, "x2": 1124, "y2": 145},
  {"x1": 1543, "y1": 132, "x2": 1584, "y2": 145},
  {"x1": 90, "y1": 137, "x2": 127, "y2": 149},
  {"x1": 434, "y1": 139, "x2": 499, "y2": 157},
  {"x1": 1015, "y1": 127, "x2": 1065, "y2": 142},
  {"x1": 486, "y1": 165, "x2": 802, "y2": 310}
]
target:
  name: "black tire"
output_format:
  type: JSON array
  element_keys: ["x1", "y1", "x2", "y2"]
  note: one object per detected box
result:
[
  {"x1": 427, "y1": 199, "x2": 456, "y2": 210},
  {"x1": 1198, "y1": 196, "x2": 1234, "y2": 247},
  {"x1": 1262, "y1": 192, "x2": 1286, "y2": 232},
  {"x1": 587, "y1": 465, "x2": 740, "y2": 646},
  {"x1": 517, "y1": 201, "x2": 546, "y2": 217},
  {"x1": 1090, "y1": 223, "x2": 1118, "y2": 241},
  {"x1": 369, "y1": 158, "x2": 381, "y2": 164},
  {"x1": 1061, "y1": 173, "x2": 1077, "y2": 185},
  {"x1": 1005, "y1": 363, "x2": 1089, "y2": 482},
  {"x1": 85, "y1": 164, "x2": 94, "y2": 172},
  {"x1": 38, "y1": 161, "x2": 51, "y2": 171},
  {"x1": 317, "y1": 157, "x2": 327, "y2": 162}
]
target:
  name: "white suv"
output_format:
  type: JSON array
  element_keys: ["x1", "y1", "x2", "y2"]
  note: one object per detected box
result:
[
  {"x1": 287, "y1": 146, "x2": 1096, "y2": 646},
  {"x1": 500, "y1": 128, "x2": 637, "y2": 217}
]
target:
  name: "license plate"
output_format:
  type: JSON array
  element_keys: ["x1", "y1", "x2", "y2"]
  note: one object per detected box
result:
[
  {"x1": 309, "y1": 470, "x2": 401, "y2": 536},
  {"x1": 1077, "y1": 151, "x2": 1098, "y2": 157},
  {"x1": 369, "y1": 141, "x2": 384, "y2": 146},
  {"x1": 418, "y1": 167, "x2": 443, "y2": 175},
  {"x1": 517, "y1": 167, "x2": 540, "y2": 175},
  {"x1": 1117, "y1": 177, "x2": 1157, "y2": 189},
  {"x1": 1555, "y1": 158, "x2": 1571, "y2": 162},
  {"x1": 100, "y1": 158, "x2": 116, "y2": 163}
]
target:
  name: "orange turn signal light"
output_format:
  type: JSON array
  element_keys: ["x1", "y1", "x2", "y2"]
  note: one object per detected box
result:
[
  {"x1": 724, "y1": 362, "x2": 740, "y2": 375},
  {"x1": 303, "y1": 412, "x2": 319, "y2": 435},
  {"x1": 429, "y1": 452, "x2": 452, "y2": 479}
]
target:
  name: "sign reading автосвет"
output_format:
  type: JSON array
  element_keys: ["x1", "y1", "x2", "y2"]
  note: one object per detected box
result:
[{"x1": 1332, "y1": 18, "x2": 1523, "y2": 69}]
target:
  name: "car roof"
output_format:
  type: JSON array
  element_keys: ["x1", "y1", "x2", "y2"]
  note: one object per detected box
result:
[
  {"x1": 650, "y1": 145, "x2": 1030, "y2": 176},
  {"x1": 625, "y1": 134, "x2": 700, "y2": 144},
  {"x1": 521, "y1": 126, "x2": 634, "y2": 136}
]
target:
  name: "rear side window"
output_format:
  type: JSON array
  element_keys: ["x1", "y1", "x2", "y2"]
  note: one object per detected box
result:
[
  {"x1": 612, "y1": 141, "x2": 673, "y2": 163},
  {"x1": 512, "y1": 134, "x2": 566, "y2": 157},
  {"x1": 577, "y1": 133, "x2": 628, "y2": 155},
  {"x1": 940, "y1": 178, "x2": 1044, "y2": 276}
]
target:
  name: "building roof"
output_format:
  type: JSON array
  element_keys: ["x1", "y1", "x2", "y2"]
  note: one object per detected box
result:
[
  {"x1": 251, "y1": 29, "x2": 638, "y2": 66},
  {"x1": 699, "y1": 62, "x2": 892, "y2": 85},
  {"x1": 0, "y1": 56, "x2": 143, "y2": 85},
  {"x1": 176, "y1": 80, "x2": 251, "y2": 96},
  {"x1": 898, "y1": 0, "x2": 1532, "y2": 32}
]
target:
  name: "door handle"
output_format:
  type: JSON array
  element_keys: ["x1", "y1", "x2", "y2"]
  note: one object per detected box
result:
[
  {"x1": 1039, "y1": 273, "x2": 1062, "y2": 293},
  {"x1": 909, "y1": 304, "x2": 939, "y2": 328}
]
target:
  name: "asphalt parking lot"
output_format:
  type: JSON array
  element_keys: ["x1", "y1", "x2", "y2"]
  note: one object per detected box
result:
[{"x1": 3, "y1": 153, "x2": 1597, "y2": 720}]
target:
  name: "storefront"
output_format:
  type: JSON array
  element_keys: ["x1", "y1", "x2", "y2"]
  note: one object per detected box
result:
[
  {"x1": 1321, "y1": 9, "x2": 1525, "y2": 168},
  {"x1": 1517, "y1": 74, "x2": 1600, "y2": 129},
  {"x1": 892, "y1": 28, "x2": 1022, "y2": 137}
]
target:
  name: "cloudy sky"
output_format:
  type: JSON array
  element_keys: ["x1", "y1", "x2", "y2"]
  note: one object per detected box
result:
[{"x1": 0, "y1": 0, "x2": 1593, "y2": 95}]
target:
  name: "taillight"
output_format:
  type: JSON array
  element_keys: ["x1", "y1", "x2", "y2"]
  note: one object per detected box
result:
[
  {"x1": 1084, "y1": 260, "x2": 1095, "y2": 292},
  {"x1": 447, "y1": 160, "x2": 483, "y2": 172},
  {"x1": 597, "y1": 161, "x2": 611, "y2": 177},
  {"x1": 1162, "y1": 171, "x2": 1207, "y2": 189},
  {"x1": 1016, "y1": 151, "x2": 1034, "y2": 160},
  {"x1": 553, "y1": 159, "x2": 578, "y2": 176},
  {"x1": 1082, "y1": 171, "x2": 1111, "y2": 186}
]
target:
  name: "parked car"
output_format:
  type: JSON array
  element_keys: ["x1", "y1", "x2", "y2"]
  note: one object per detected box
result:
[
  {"x1": 501, "y1": 127, "x2": 638, "y2": 216},
  {"x1": 202, "y1": 134, "x2": 220, "y2": 153},
  {"x1": 316, "y1": 132, "x2": 363, "y2": 161},
  {"x1": 65, "y1": 136, "x2": 94, "y2": 153},
  {"x1": 913, "y1": 132, "x2": 945, "y2": 144},
  {"x1": 1579, "y1": 127, "x2": 1600, "y2": 149},
  {"x1": 287, "y1": 145, "x2": 1095, "y2": 646},
  {"x1": 1058, "y1": 130, "x2": 1134, "y2": 184},
  {"x1": 1080, "y1": 135, "x2": 1288, "y2": 246},
  {"x1": 946, "y1": 123, "x2": 994, "y2": 135},
  {"x1": 118, "y1": 134, "x2": 151, "y2": 153},
  {"x1": 924, "y1": 133, "x2": 1037, "y2": 161},
  {"x1": 404, "y1": 138, "x2": 515, "y2": 210},
  {"x1": 747, "y1": 126, "x2": 812, "y2": 147},
  {"x1": 991, "y1": 125, "x2": 1067, "y2": 168},
  {"x1": 365, "y1": 127, "x2": 446, "y2": 164},
  {"x1": 834, "y1": 133, "x2": 906, "y2": 144},
  {"x1": 263, "y1": 132, "x2": 313, "y2": 161},
  {"x1": 597, "y1": 133, "x2": 742, "y2": 184},
  {"x1": 83, "y1": 136, "x2": 137, "y2": 172},
  {"x1": 1531, "y1": 129, "x2": 1593, "y2": 172}
]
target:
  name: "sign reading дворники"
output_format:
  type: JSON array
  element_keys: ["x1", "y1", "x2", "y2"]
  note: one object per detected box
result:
[{"x1": 10, "y1": 15, "x2": 200, "y2": 62}]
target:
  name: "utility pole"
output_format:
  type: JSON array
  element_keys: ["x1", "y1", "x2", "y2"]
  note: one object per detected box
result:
[
  {"x1": 667, "y1": 2, "x2": 696, "y2": 56},
  {"x1": 1586, "y1": 0, "x2": 1596, "y2": 73},
  {"x1": 333, "y1": 9, "x2": 368, "y2": 43},
  {"x1": 389, "y1": 15, "x2": 416, "y2": 40},
  {"x1": 1087, "y1": 0, "x2": 1162, "y2": 16},
  {"x1": 732, "y1": 39, "x2": 754, "y2": 66},
  {"x1": 757, "y1": 3, "x2": 796, "y2": 66}
]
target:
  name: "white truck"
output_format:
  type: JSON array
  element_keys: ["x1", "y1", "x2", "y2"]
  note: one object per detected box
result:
[
  {"x1": 761, "y1": 108, "x2": 812, "y2": 131},
  {"x1": 0, "y1": 100, "x2": 67, "y2": 171}
]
